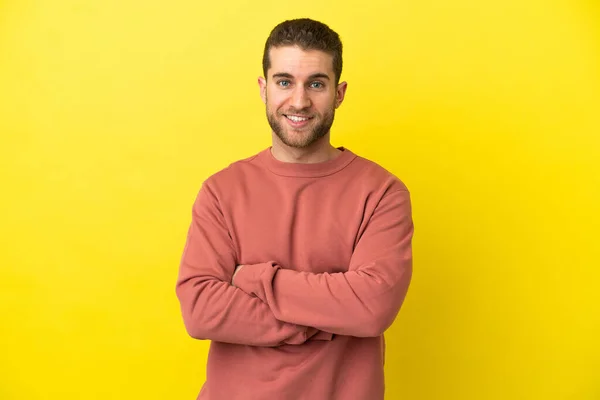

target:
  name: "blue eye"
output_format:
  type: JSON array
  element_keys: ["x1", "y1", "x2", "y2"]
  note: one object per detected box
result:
[
  {"x1": 310, "y1": 82, "x2": 324, "y2": 89},
  {"x1": 278, "y1": 80, "x2": 291, "y2": 87}
]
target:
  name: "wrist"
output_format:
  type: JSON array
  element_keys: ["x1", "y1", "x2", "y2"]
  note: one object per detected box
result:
[{"x1": 232, "y1": 265, "x2": 244, "y2": 286}]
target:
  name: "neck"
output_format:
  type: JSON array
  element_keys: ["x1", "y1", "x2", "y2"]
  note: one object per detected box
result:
[{"x1": 270, "y1": 133, "x2": 341, "y2": 164}]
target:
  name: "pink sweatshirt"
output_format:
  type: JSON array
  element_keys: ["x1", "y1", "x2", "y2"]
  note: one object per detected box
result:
[{"x1": 176, "y1": 147, "x2": 413, "y2": 400}]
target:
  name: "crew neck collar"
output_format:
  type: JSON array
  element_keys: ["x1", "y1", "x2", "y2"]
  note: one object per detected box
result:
[{"x1": 258, "y1": 146, "x2": 357, "y2": 178}]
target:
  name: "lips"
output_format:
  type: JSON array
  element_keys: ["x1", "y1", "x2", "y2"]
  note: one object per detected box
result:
[
  {"x1": 284, "y1": 114, "x2": 313, "y2": 122},
  {"x1": 283, "y1": 114, "x2": 313, "y2": 129}
]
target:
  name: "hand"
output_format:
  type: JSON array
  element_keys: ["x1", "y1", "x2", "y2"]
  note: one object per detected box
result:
[{"x1": 232, "y1": 265, "x2": 244, "y2": 287}]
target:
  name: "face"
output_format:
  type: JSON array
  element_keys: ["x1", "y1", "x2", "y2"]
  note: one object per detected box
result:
[{"x1": 258, "y1": 46, "x2": 347, "y2": 149}]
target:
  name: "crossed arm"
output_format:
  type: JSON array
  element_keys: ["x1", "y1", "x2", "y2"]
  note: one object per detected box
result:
[
  {"x1": 232, "y1": 189, "x2": 414, "y2": 338},
  {"x1": 176, "y1": 182, "x2": 413, "y2": 345},
  {"x1": 175, "y1": 182, "x2": 332, "y2": 347}
]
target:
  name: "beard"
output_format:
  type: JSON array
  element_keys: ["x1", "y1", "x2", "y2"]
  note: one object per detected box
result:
[{"x1": 266, "y1": 99, "x2": 336, "y2": 149}]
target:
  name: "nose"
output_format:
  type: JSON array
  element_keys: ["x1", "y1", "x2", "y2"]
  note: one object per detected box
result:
[{"x1": 290, "y1": 86, "x2": 311, "y2": 110}]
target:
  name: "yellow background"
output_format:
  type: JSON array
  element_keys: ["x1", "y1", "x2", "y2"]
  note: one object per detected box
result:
[{"x1": 1, "y1": 0, "x2": 599, "y2": 399}]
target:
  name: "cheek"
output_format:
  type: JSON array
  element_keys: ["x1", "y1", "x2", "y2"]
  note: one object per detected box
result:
[
  {"x1": 315, "y1": 96, "x2": 336, "y2": 112},
  {"x1": 266, "y1": 90, "x2": 286, "y2": 110}
]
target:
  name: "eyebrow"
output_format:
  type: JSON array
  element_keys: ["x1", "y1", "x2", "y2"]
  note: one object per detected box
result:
[{"x1": 271, "y1": 72, "x2": 331, "y2": 80}]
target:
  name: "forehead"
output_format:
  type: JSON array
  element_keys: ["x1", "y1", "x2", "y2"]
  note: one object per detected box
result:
[{"x1": 267, "y1": 46, "x2": 334, "y2": 79}]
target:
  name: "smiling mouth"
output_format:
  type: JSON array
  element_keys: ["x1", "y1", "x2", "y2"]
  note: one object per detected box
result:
[{"x1": 284, "y1": 114, "x2": 313, "y2": 123}]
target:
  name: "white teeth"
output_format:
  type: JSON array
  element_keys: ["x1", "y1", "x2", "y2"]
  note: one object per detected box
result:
[{"x1": 287, "y1": 115, "x2": 309, "y2": 122}]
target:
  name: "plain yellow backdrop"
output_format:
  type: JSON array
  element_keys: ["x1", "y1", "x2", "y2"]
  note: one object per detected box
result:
[{"x1": 1, "y1": 0, "x2": 599, "y2": 399}]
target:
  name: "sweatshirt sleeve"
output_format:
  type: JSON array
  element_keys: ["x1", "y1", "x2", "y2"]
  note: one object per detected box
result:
[
  {"x1": 232, "y1": 189, "x2": 413, "y2": 338},
  {"x1": 175, "y1": 182, "x2": 333, "y2": 346}
]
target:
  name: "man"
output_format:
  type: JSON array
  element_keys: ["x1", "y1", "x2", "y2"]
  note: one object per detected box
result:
[{"x1": 176, "y1": 18, "x2": 413, "y2": 400}]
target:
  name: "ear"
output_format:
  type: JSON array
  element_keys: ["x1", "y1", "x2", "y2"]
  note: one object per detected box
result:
[
  {"x1": 334, "y1": 81, "x2": 348, "y2": 109},
  {"x1": 258, "y1": 76, "x2": 267, "y2": 104}
]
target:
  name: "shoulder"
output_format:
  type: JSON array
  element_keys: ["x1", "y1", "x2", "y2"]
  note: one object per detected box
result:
[
  {"x1": 348, "y1": 151, "x2": 409, "y2": 195},
  {"x1": 200, "y1": 148, "x2": 267, "y2": 193}
]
